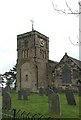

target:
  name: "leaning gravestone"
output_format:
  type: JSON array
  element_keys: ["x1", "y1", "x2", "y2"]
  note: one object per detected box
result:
[
  {"x1": 48, "y1": 88, "x2": 61, "y2": 115},
  {"x1": 2, "y1": 92, "x2": 11, "y2": 109},
  {"x1": 65, "y1": 88, "x2": 76, "y2": 105},
  {"x1": 2, "y1": 86, "x2": 11, "y2": 109},
  {"x1": 2, "y1": 85, "x2": 11, "y2": 95}
]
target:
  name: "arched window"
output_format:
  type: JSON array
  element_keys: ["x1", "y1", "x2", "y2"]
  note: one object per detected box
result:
[{"x1": 62, "y1": 64, "x2": 71, "y2": 83}]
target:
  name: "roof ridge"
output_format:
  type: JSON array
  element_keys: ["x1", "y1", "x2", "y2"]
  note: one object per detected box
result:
[{"x1": 69, "y1": 56, "x2": 81, "y2": 68}]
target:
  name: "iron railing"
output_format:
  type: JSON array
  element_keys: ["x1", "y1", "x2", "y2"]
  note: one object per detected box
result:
[{"x1": 1, "y1": 108, "x2": 51, "y2": 120}]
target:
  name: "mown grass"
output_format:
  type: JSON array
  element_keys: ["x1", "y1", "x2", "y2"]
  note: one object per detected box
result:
[{"x1": 11, "y1": 90, "x2": 80, "y2": 118}]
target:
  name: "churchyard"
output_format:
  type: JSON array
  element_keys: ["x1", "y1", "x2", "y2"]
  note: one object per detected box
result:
[
  {"x1": 1, "y1": 86, "x2": 80, "y2": 119},
  {"x1": 11, "y1": 91, "x2": 79, "y2": 118}
]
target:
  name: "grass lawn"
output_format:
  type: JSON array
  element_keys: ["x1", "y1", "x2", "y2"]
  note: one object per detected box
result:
[{"x1": 11, "y1": 90, "x2": 80, "y2": 118}]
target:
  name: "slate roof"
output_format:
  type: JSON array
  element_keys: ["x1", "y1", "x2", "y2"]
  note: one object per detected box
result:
[
  {"x1": 48, "y1": 60, "x2": 58, "y2": 64},
  {"x1": 53, "y1": 53, "x2": 81, "y2": 69},
  {"x1": 69, "y1": 56, "x2": 81, "y2": 68}
]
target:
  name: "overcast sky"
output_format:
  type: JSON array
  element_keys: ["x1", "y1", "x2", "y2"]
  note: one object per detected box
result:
[{"x1": 0, "y1": 0, "x2": 79, "y2": 74}]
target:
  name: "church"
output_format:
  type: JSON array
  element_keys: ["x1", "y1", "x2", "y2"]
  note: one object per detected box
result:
[{"x1": 16, "y1": 30, "x2": 81, "y2": 92}]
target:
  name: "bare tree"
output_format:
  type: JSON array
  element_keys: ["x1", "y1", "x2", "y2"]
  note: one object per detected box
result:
[
  {"x1": 51, "y1": 0, "x2": 81, "y2": 15},
  {"x1": 50, "y1": 0, "x2": 81, "y2": 46},
  {"x1": 69, "y1": 36, "x2": 81, "y2": 46}
]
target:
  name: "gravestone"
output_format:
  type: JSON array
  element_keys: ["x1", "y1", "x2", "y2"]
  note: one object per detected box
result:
[
  {"x1": 48, "y1": 88, "x2": 61, "y2": 115},
  {"x1": 2, "y1": 92, "x2": 11, "y2": 109},
  {"x1": 22, "y1": 89, "x2": 28, "y2": 100},
  {"x1": 65, "y1": 88, "x2": 76, "y2": 105},
  {"x1": 45, "y1": 87, "x2": 49, "y2": 96},
  {"x1": 45, "y1": 86, "x2": 52, "y2": 96},
  {"x1": 52, "y1": 87, "x2": 58, "y2": 93},
  {"x1": 78, "y1": 85, "x2": 81, "y2": 96},
  {"x1": 25, "y1": 88, "x2": 31, "y2": 96},
  {"x1": 2, "y1": 86, "x2": 11, "y2": 109},
  {"x1": 18, "y1": 90, "x2": 22, "y2": 100},
  {"x1": 39, "y1": 88, "x2": 44, "y2": 96},
  {"x1": 18, "y1": 89, "x2": 28, "y2": 100},
  {"x1": 2, "y1": 86, "x2": 11, "y2": 95}
]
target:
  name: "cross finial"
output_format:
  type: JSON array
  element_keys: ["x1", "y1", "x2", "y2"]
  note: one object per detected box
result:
[{"x1": 31, "y1": 19, "x2": 34, "y2": 31}]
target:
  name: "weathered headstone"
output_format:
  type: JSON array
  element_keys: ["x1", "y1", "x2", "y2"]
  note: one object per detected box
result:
[
  {"x1": 45, "y1": 87, "x2": 49, "y2": 96},
  {"x1": 2, "y1": 86, "x2": 11, "y2": 95},
  {"x1": 45, "y1": 86, "x2": 52, "y2": 96},
  {"x1": 2, "y1": 92, "x2": 11, "y2": 109},
  {"x1": 65, "y1": 88, "x2": 76, "y2": 105},
  {"x1": 18, "y1": 89, "x2": 28, "y2": 100},
  {"x1": 39, "y1": 88, "x2": 44, "y2": 96},
  {"x1": 18, "y1": 90, "x2": 22, "y2": 100},
  {"x1": 2, "y1": 86, "x2": 11, "y2": 109},
  {"x1": 48, "y1": 88, "x2": 61, "y2": 115},
  {"x1": 22, "y1": 89, "x2": 28, "y2": 100},
  {"x1": 52, "y1": 87, "x2": 58, "y2": 93},
  {"x1": 25, "y1": 88, "x2": 31, "y2": 96},
  {"x1": 78, "y1": 85, "x2": 81, "y2": 96}
]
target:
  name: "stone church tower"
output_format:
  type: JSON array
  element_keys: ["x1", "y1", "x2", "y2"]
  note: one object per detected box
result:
[{"x1": 16, "y1": 30, "x2": 49, "y2": 92}]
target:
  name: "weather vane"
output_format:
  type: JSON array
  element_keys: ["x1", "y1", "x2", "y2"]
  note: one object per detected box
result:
[{"x1": 31, "y1": 19, "x2": 34, "y2": 31}]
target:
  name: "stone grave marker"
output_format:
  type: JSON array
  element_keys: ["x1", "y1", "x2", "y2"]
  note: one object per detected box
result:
[
  {"x1": 45, "y1": 86, "x2": 52, "y2": 96},
  {"x1": 18, "y1": 89, "x2": 28, "y2": 100},
  {"x1": 48, "y1": 88, "x2": 61, "y2": 115},
  {"x1": 78, "y1": 85, "x2": 81, "y2": 96},
  {"x1": 25, "y1": 88, "x2": 31, "y2": 96},
  {"x1": 38, "y1": 88, "x2": 44, "y2": 96},
  {"x1": 18, "y1": 90, "x2": 22, "y2": 100},
  {"x1": 52, "y1": 86, "x2": 58, "y2": 93},
  {"x1": 20, "y1": 89, "x2": 28, "y2": 100},
  {"x1": 2, "y1": 92, "x2": 11, "y2": 109},
  {"x1": 45, "y1": 87, "x2": 49, "y2": 96},
  {"x1": 22, "y1": 89, "x2": 28, "y2": 100},
  {"x1": 2, "y1": 85, "x2": 11, "y2": 95},
  {"x1": 65, "y1": 88, "x2": 76, "y2": 105}
]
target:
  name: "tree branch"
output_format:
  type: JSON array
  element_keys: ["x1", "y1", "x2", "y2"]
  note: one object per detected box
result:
[
  {"x1": 51, "y1": 0, "x2": 81, "y2": 15},
  {"x1": 69, "y1": 37, "x2": 81, "y2": 46}
]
